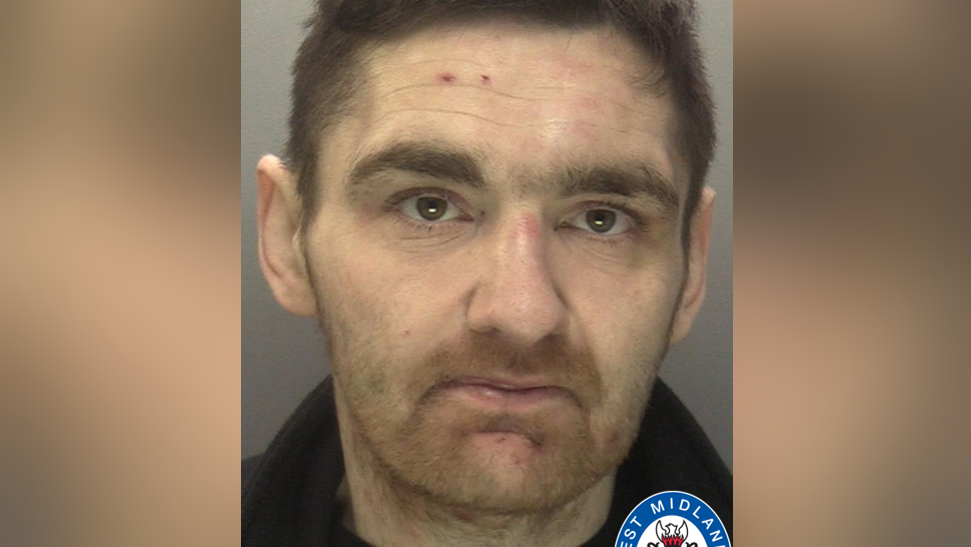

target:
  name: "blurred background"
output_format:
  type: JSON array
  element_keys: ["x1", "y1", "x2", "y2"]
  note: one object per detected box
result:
[
  {"x1": 1, "y1": 1, "x2": 240, "y2": 546},
  {"x1": 240, "y1": 0, "x2": 736, "y2": 471},
  {"x1": 734, "y1": 0, "x2": 969, "y2": 544}
]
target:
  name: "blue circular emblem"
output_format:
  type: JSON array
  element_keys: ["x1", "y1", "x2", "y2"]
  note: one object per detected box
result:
[{"x1": 614, "y1": 491, "x2": 730, "y2": 547}]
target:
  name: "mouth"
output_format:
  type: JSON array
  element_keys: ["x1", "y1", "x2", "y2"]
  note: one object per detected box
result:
[{"x1": 439, "y1": 376, "x2": 573, "y2": 410}]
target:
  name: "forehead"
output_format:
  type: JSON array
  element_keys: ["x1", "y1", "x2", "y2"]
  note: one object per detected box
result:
[{"x1": 329, "y1": 20, "x2": 679, "y2": 195}]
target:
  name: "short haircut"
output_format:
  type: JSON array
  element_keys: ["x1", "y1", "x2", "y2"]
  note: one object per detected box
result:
[{"x1": 287, "y1": 0, "x2": 715, "y2": 247}]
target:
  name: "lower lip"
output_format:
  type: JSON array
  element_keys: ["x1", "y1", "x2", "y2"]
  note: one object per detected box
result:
[{"x1": 444, "y1": 383, "x2": 568, "y2": 410}]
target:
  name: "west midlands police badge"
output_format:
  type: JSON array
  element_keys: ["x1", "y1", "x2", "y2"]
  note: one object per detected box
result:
[{"x1": 614, "y1": 491, "x2": 730, "y2": 547}]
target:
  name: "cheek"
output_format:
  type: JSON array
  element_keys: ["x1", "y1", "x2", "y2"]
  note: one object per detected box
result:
[
  {"x1": 572, "y1": 275, "x2": 676, "y2": 436},
  {"x1": 306, "y1": 229, "x2": 393, "y2": 351},
  {"x1": 566, "y1": 266, "x2": 682, "y2": 344},
  {"x1": 324, "y1": 239, "x2": 473, "y2": 356},
  {"x1": 588, "y1": 369, "x2": 655, "y2": 459}
]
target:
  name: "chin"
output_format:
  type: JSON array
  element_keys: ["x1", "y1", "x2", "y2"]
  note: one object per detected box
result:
[{"x1": 382, "y1": 425, "x2": 616, "y2": 515}]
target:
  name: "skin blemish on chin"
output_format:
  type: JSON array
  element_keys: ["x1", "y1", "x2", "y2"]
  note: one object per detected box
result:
[
  {"x1": 437, "y1": 72, "x2": 457, "y2": 84},
  {"x1": 480, "y1": 74, "x2": 492, "y2": 85}
]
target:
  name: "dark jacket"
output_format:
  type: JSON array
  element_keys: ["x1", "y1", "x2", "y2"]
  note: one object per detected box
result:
[{"x1": 242, "y1": 377, "x2": 732, "y2": 546}]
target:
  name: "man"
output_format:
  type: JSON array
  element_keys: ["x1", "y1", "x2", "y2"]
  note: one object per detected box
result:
[{"x1": 243, "y1": 1, "x2": 731, "y2": 546}]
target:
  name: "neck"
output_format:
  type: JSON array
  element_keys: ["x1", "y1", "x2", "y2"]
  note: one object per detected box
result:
[{"x1": 334, "y1": 407, "x2": 615, "y2": 547}]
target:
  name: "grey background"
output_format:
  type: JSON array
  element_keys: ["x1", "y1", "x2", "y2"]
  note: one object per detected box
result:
[{"x1": 242, "y1": 0, "x2": 733, "y2": 471}]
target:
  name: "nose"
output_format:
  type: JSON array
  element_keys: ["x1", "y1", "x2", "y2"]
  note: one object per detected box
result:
[{"x1": 466, "y1": 213, "x2": 568, "y2": 347}]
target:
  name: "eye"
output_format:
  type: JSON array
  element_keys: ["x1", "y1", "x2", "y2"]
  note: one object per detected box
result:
[
  {"x1": 568, "y1": 208, "x2": 633, "y2": 235},
  {"x1": 398, "y1": 195, "x2": 463, "y2": 222}
]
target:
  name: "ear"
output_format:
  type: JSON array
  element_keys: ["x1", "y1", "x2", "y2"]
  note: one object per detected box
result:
[
  {"x1": 669, "y1": 187, "x2": 716, "y2": 345},
  {"x1": 256, "y1": 155, "x2": 317, "y2": 317}
]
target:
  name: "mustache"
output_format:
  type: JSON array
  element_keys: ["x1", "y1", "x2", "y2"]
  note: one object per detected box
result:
[{"x1": 407, "y1": 335, "x2": 605, "y2": 411}]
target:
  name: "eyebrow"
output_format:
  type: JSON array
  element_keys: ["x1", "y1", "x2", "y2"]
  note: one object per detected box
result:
[
  {"x1": 347, "y1": 140, "x2": 679, "y2": 214},
  {"x1": 348, "y1": 141, "x2": 486, "y2": 191},
  {"x1": 557, "y1": 164, "x2": 681, "y2": 215}
]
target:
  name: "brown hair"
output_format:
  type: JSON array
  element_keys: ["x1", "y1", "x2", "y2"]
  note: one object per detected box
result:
[{"x1": 287, "y1": 0, "x2": 715, "y2": 246}]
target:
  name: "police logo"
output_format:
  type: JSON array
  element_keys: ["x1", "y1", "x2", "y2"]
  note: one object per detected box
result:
[{"x1": 615, "y1": 491, "x2": 730, "y2": 547}]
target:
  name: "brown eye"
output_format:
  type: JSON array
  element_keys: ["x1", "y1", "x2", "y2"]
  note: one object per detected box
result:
[
  {"x1": 416, "y1": 197, "x2": 448, "y2": 221},
  {"x1": 399, "y1": 195, "x2": 463, "y2": 223},
  {"x1": 586, "y1": 209, "x2": 617, "y2": 233},
  {"x1": 566, "y1": 207, "x2": 632, "y2": 236}
]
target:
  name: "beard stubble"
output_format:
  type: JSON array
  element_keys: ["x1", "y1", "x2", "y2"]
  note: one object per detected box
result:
[{"x1": 325, "y1": 312, "x2": 650, "y2": 516}]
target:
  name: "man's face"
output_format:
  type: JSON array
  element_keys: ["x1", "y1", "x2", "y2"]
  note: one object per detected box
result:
[{"x1": 302, "y1": 21, "x2": 695, "y2": 512}]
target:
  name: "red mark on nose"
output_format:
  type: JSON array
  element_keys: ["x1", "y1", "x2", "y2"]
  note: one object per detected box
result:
[
  {"x1": 481, "y1": 74, "x2": 492, "y2": 85},
  {"x1": 438, "y1": 72, "x2": 456, "y2": 84},
  {"x1": 517, "y1": 214, "x2": 542, "y2": 240}
]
